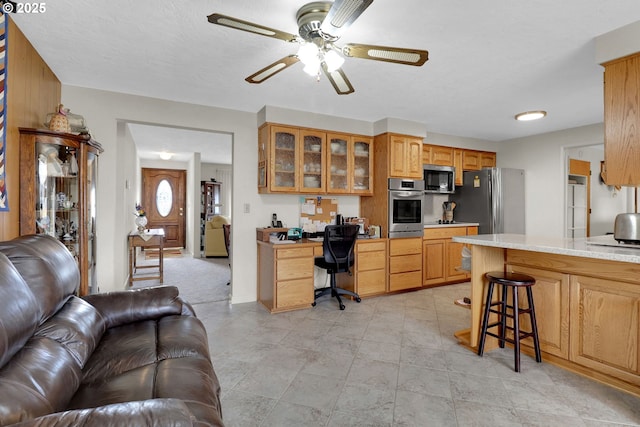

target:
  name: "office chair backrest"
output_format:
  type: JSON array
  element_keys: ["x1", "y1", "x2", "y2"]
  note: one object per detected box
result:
[{"x1": 322, "y1": 224, "x2": 359, "y2": 268}]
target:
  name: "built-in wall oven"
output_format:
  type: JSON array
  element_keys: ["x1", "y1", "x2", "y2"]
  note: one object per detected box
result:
[{"x1": 388, "y1": 178, "x2": 425, "y2": 238}]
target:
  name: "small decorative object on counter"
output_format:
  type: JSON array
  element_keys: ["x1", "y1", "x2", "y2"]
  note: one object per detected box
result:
[
  {"x1": 134, "y1": 203, "x2": 148, "y2": 232},
  {"x1": 48, "y1": 104, "x2": 71, "y2": 133}
]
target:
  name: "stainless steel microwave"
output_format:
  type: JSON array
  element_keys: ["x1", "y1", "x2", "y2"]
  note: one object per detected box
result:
[{"x1": 423, "y1": 164, "x2": 455, "y2": 194}]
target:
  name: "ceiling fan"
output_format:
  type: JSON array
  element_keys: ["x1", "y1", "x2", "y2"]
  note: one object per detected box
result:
[{"x1": 207, "y1": 0, "x2": 429, "y2": 95}]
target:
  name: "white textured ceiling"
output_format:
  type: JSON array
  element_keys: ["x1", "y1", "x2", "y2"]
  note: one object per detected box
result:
[{"x1": 11, "y1": 0, "x2": 640, "y2": 160}]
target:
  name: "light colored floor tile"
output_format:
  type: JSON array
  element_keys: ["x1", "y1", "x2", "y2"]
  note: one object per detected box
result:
[
  {"x1": 160, "y1": 258, "x2": 640, "y2": 426},
  {"x1": 393, "y1": 389, "x2": 457, "y2": 426}
]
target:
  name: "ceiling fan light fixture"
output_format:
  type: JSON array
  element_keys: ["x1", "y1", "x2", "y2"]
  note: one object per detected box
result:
[
  {"x1": 323, "y1": 49, "x2": 344, "y2": 72},
  {"x1": 297, "y1": 43, "x2": 320, "y2": 65},
  {"x1": 515, "y1": 110, "x2": 547, "y2": 121}
]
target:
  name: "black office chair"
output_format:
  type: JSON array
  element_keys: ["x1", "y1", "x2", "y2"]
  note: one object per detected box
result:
[{"x1": 313, "y1": 224, "x2": 362, "y2": 310}]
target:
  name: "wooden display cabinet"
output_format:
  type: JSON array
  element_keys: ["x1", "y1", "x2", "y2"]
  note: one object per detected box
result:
[
  {"x1": 327, "y1": 133, "x2": 373, "y2": 195},
  {"x1": 19, "y1": 128, "x2": 103, "y2": 296}
]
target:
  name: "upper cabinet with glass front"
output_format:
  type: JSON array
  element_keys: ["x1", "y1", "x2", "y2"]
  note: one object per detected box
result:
[
  {"x1": 258, "y1": 123, "x2": 373, "y2": 195},
  {"x1": 19, "y1": 128, "x2": 103, "y2": 296}
]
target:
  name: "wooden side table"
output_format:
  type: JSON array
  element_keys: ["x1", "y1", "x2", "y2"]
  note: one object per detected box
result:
[{"x1": 128, "y1": 229, "x2": 165, "y2": 287}]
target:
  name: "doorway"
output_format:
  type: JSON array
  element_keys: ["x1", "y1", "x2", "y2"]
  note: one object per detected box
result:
[{"x1": 141, "y1": 168, "x2": 186, "y2": 248}]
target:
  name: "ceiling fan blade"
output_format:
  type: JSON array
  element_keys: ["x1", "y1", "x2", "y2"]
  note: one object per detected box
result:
[
  {"x1": 343, "y1": 43, "x2": 429, "y2": 66},
  {"x1": 321, "y1": 63, "x2": 355, "y2": 95},
  {"x1": 320, "y1": 0, "x2": 374, "y2": 39},
  {"x1": 208, "y1": 13, "x2": 298, "y2": 42},
  {"x1": 245, "y1": 56, "x2": 300, "y2": 84}
]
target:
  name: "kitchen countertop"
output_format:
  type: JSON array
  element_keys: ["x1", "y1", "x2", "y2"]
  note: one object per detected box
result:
[
  {"x1": 452, "y1": 233, "x2": 640, "y2": 263},
  {"x1": 424, "y1": 222, "x2": 479, "y2": 229}
]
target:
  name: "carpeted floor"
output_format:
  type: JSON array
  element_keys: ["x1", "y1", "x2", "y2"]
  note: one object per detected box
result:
[{"x1": 131, "y1": 251, "x2": 231, "y2": 304}]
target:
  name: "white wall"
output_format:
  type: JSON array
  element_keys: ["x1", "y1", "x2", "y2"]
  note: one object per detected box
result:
[
  {"x1": 62, "y1": 86, "x2": 258, "y2": 304},
  {"x1": 498, "y1": 123, "x2": 606, "y2": 237}
]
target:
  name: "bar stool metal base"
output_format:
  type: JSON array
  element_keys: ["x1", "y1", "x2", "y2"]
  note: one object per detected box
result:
[{"x1": 477, "y1": 271, "x2": 542, "y2": 372}]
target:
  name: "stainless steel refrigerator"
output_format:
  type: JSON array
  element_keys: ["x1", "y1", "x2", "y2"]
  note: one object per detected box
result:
[{"x1": 450, "y1": 168, "x2": 525, "y2": 234}]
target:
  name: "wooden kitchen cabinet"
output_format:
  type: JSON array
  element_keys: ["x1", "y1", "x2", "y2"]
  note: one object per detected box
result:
[
  {"x1": 569, "y1": 274, "x2": 640, "y2": 385},
  {"x1": 337, "y1": 239, "x2": 388, "y2": 297},
  {"x1": 423, "y1": 144, "x2": 454, "y2": 166},
  {"x1": 480, "y1": 152, "x2": 496, "y2": 168},
  {"x1": 603, "y1": 52, "x2": 640, "y2": 186},
  {"x1": 507, "y1": 264, "x2": 570, "y2": 359},
  {"x1": 258, "y1": 123, "x2": 372, "y2": 195},
  {"x1": 384, "y1": 133, "x2": 423, "y2": 179},
  {"x1": 454, "y1": 149, "x2": 464, "y2": 186},
  {"x1": 257, "y1": 242, "x2": 315, "y2": 313},
  {"x1": 389, "y1": 237, "x2": 423, "y2": 292},
  {"x1": 327, "y1": 133, "x2": 373, "y2": 195},
  {"x1": 462, "y1": 150, "x2": 482, "y2": 170},
  {"x1": 423, "y1": 226, "x2": 477, "y2": 287}
]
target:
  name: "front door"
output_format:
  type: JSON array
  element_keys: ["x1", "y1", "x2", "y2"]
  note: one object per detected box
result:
[{"x1": 142, "y1": 168, "x2": 186, "y2": 248}]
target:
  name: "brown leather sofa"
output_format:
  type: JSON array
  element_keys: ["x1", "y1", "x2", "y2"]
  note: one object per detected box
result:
[{"x1": 0, "y1": 234, "x2": 224, "y2": 426}]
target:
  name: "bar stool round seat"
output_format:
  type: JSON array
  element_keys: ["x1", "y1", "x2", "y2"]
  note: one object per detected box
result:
[{"x1": 477, "y1": 271, "x2": 542, "y2": 372}]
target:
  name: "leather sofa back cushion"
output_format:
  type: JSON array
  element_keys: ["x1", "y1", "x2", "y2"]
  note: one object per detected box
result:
[
  {"x1": 34, "y1": 296, "x2": 106, "y2": 368},
  {"x1": 0, "y1": 253, "x2": 39, "y2": 369},
  {"x1": 0, "y1": 337, "x2": 82, "y2": 425},
  {"x1": 0, "y1": 235, "x2": 79, "y2": 323}
]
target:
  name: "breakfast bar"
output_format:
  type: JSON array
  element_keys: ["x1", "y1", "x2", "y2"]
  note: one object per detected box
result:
[{"x1": 452, "y1": 233, "x2": 640, "y2": 396}]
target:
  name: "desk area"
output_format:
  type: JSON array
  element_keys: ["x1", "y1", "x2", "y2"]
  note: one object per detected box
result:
[{"x1": 128, "y1": 229, "x2": 165, "y2": 287}]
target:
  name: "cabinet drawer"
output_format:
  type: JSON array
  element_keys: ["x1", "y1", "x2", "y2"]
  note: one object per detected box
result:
[
  {"x1": 277, "y1": 246, "x2": 315, "y2": 259},
  {"x1": 357, "y1": 250, "x2": 386, "y2": 272},
  {"x1": 277, "y1": 278, "x2": 313, "y2": 308},
  {"x1": 357, "y1": 240, "x2": 386, "y2": 252},
  {"x1": 277, "y1": 257, "x2": 313, "y2": 281},
  {"x1": 389, "y1": 238, "x2": 422, "y2": 256},
  {"x1": 390, "y1": 253, "x2": 422, "y2": 274},
  {"x1": 389, "y1": 271, "x2": 422, "y2": 291},
  {"x1": 357, "y1": 270, "x2": 386, "y2": 296},
  {"x1": 423, "y1": 227, "x2": 468, "y2": 239}
]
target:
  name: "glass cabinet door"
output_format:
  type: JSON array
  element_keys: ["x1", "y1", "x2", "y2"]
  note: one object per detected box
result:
[
  {"x1": 35, "y1": 142, "x2": 81, "y2": 261},
  {"x1": 352, "y1": 137, "x2": 373, "y2": 195},
  {"x1": 86, "y1": 150, "x2": 98, "y2": 293},
  {"x1": 327, "y1": 134, "x2": 349, "y2": 193},
  {"x1": 300, "y1": 130, "x2": 325, "y2": 193},
  {"x1": 270, "y1": 126, "x2": 298, "y2": 191}
]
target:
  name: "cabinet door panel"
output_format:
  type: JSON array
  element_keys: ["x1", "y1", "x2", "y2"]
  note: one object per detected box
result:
[
  {"x1": 480, "y1": 152, "x2": 496, "y2": 168},
  {"x1": 270, "y1": 126, "x2": 299, "y2": 192},
  {"x1": 570, "y1": 275, "x2": 640, "y2": 383},
  {"x1": 430, "y1": 146, "x2": 454, "y2": 166},
  {"x1": 407, "y1": 138, "x2": 423, "y2": 178},
  {"x1": 462, "y1": 150, "x2": 481, "y2": 170},
  {"x1": 300, "y1": 130, "x2": 326, "y2": 193},
  {"x1": 446, "y1": 241, "x2": 467, "y2": 281},
  {"x1": 509, "y1": 265, "x2": 569, "y2": 358},
  {"x1": 423, "y1": 239, "x2": 445, "y2": 285},
  {"x1": 389, "y1": 135, "x2": 407, "y2": 177},
  {"x1": 357, "y1": 269, "x2": 386, "y2": 296}
]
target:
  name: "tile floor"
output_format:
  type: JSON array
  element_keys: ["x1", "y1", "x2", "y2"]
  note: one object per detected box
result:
[{"x1": 193, "y1": 283, "x2": 640, "y2": 427}]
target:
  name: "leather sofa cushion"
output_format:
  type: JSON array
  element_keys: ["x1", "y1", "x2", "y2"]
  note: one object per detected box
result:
[
  {"x1": 80, "y1": 315, "x2": 211, "y2": 384},
  {"x1": 0, "y1": 337, "x2": 82, "y2": 425},
  {"x1": 0, "y1": 235, "x2": 79, "y2": 323},
  {"x1": 0, "y1": 253, "x2": 39, "y2": 369},
  {"x1": 34, "y1": 296, "x2": 106, "y2": 368}
]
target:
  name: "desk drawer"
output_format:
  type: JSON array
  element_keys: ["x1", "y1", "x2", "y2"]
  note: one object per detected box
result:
[
  {"x1": 277, "y1": 257, "x2": 313, "y2": 281},
  {"x1": 277, "y1": 278, "x2": 313, "y2": 308},
  {"x1": 423, "y1": 227, "x2": 467, "y2": 240},
  {"x1": 277, "y1": 246, "x2": 315, "y2": 259},
  {"x1": 357, "y1": 270, "x2": 386, "y2": 296},
  {"x1": 389, "y1": 271, "x2": 422, "y2": 291},
  {"x1": 357, "y1": 240, "x2": 386, "y2": 253},
  {"x1": 389, "y1": 237, "x2": 422, "y2": 256},
  {"x1": 357, "y1": 250, "x2": 386, "y2": 271}
]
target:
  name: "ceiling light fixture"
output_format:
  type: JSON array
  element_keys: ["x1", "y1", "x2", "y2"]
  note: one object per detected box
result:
[
  {"x1": 297, "y1": 41, "x2": 345, "y2": 78},
  {"x1": 515, "y1": 110, "x2": 547, "y2": 121},
  {"x1": 159, "y1": 152, "x2": 173, "y2": 160}
]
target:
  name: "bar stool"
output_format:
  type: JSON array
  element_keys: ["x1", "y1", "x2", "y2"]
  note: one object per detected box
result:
[{"x1": 477, "y1": 271, "x2": 542, "y2": 372}]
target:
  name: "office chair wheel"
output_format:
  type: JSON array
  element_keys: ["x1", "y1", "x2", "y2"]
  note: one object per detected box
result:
[
  {"x1": 312, "y1": 302, "x2": 316, "y2": 307},
  {"x1": 339, "y1": 303, "x2": 345, "y2": 310},
  {"x1": 355, "y1": 297, "x2": 361, "y2": 303}
]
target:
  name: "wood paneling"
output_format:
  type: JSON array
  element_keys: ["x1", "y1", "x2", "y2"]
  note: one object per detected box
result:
[{"x1": 2, "y1": 19, "x2": 61, "y2": 240}]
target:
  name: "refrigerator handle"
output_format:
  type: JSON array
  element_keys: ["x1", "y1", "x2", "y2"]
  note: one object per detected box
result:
[{"x1": 491, "y1": 169, "x2": 503, "y2": 234}]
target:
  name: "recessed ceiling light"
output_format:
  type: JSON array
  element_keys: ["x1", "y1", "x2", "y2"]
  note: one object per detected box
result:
[
  {"x1": 515, "y1": 110, "x2": 547, "y2": 121},
  {"x1": 159, "y1": 152, "x2": 173, "y2": 160}
]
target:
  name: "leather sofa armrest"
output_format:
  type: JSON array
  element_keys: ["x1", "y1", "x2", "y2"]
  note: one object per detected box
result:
[
  {"x1": 10, "y1": 399, "x2": 207, "y2": 427},
  {"x1": 82, "y1": 286, "x2": 195, "y2": 329}
]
